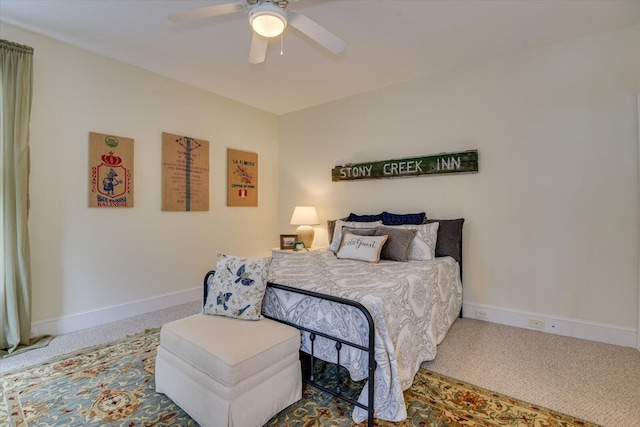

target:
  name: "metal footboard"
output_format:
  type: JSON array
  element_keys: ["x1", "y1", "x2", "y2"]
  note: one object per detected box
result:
[
  {"x1": 264, "y1": 282, "x2": 376, "y2": 427},
  {"x1": 203, "y1": 271, "x2": 377, "y2": 427}
]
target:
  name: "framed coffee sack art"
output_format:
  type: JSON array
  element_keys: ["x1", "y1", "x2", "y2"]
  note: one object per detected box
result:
[
  {"x1": 162, "y1": 132, "x2": 209, "y2": 211},
  {"x1": 227, "y1": 148, "x2": 258, "y2": 207},
  {"x1": 89, "y1": 132, "x2": 134, "y2": 208}
]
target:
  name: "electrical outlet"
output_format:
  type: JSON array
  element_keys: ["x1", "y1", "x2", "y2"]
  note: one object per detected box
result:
[
  {"x1": 529, "y1": 318, "x2": 545, "y2": 329},
  {"x1": 476, "y1": 309, "x2": 488, "y2": 319}
]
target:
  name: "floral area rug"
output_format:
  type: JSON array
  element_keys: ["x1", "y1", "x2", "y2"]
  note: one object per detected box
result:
[
  {"x1": 0, "y1": 328, "x2": 599, "y2": 427},
  {"x1": 266, "y1": 360, "x2": 600, "y2": 427},
  {"x1": 0, "y1": 328, "x2": 194, "y2": 427}
]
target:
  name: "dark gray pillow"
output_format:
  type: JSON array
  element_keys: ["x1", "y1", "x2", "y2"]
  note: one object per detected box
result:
[
  {"x1": 375, "y1": 226, "x2": 418, "y2": 262},
  {"x1": 342, "y1": 227, "x2": 377, "y2": 236},
  {"x1": 426, "y1": 218, "x2": 464, "y2": 262}
]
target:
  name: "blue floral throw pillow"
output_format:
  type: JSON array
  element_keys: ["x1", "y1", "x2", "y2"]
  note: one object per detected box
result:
[{"x1": 203, "y1": 254, "x2": 272, "y2": 320}]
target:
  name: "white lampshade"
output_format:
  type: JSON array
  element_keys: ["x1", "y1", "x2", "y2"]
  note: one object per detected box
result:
[
  {"x1": 249, "y1": 3, "x2": 287, "y2": 38},
  {"x1": 290, "y1": 206, "x2": 319, "y2": 248},
  {"x1": 290, "y1": 206, "x2": 319, "y2": 226}
]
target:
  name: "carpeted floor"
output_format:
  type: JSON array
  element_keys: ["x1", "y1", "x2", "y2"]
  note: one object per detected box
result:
[
  {"x1": 1, "y1": 301, "x2": 639, "y2": 426},
  {"x1": 1, "y1": 328, "x2": 600, "y2": 427},
  {"x1": 0, "y1": 301, "x2": 202, "y2": 374},
  {"x1": 421, "y1": 318, "x2": 640, "y2": 427}
]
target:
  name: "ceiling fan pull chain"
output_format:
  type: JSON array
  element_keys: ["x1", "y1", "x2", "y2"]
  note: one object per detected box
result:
[{"x1": 280, "y1": 33, "x2": 284, "y2": 56}]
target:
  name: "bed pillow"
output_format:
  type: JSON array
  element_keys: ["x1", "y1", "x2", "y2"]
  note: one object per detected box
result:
[
  {"x1": 346, "y1": 212, "x2": 383, "y2": 222},
  {"x1": 342, "y1": 226, "x2": 377, "y2": 236},
  {"x1": 336, "y1": 233, "x2": 388, "y2": 263},
  {"x1": 328, "y1": 219, "x2": 383, "y2": 252},
  {"x1": 374, "y1": 226, "x2": 417, "y2": 262},
  {"x1": 203, "y1": 254, "x2": 272, "y2": 320},
  {"x1": 327, "y1": 217, "x2": 348, "y2": 245},
  {"x1": 394, "y1": 222, "x2": 439, "y2": 261},
  {"x1": 426, "y1": 218, "x2": 465, "y2": 261},
  {"x1": 382, "y1": 211, "x2": 426, "y2": 225}
]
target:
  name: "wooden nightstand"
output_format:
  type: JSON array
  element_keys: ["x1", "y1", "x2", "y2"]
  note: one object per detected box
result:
[{"x1": 271, "y1": 247, "x2": 326, "y2": 257}]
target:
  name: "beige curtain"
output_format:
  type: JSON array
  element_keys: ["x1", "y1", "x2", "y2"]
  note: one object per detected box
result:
[{"x1": 0, "y1": 39, "x2": 37, "y2": 356}]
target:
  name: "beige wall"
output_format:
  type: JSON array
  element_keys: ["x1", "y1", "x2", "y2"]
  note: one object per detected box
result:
[
  {"x1": 2, "y1": 22, "x2": 638, "y2": 343},
  {"x1": 1, "y1": 24, "x2": 280, "y2": 324},
  {"x1": 279, "y1": 25, "x2": 640, "y2": 333}
]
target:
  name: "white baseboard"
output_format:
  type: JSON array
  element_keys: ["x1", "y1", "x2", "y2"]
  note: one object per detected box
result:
[
  {"x1": 30, "y1": 293, "x2": 637, "y2": 348},
  {"x1": 31, "y1": 287, "x2": 201, "y2": 337},
  {"x1": 463, "y1": 302, "x2": 638, "y2": 348}
]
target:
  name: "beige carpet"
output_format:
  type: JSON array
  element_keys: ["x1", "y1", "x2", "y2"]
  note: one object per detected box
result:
[
  {"x1": 422, "y1": 318, "x2": 640, "y2": 427},
  {"x1": 0, "y1": 300, "x2": 202, "y2": 374},
  {"x1": 2, "y1": 304, "x2": 638, "y2": 426}
]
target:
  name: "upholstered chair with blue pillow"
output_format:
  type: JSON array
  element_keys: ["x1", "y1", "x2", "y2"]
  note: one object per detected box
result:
[{"x1": 155, "y1": 254, "x2": 302, "y2": 427}]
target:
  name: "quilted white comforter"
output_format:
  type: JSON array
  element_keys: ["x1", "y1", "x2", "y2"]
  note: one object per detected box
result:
[{"x1": 263, "y1": 250, "x2": 462, "y2": 423}]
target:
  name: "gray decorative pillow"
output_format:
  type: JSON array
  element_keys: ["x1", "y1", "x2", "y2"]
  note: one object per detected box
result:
[
  {"x1": 375, "y1": 226, "x2": 418, "y2": 262},
  {"x1": 203, "y1": 254, "x2": 272, "y2": 320},
  {"x1": 342, "y1": 227, "x2": 377, "y2": 236}
]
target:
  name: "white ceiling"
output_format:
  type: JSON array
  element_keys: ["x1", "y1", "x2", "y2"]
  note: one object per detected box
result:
[{"x1": 1, "y1": 0, "x2": 639, "y2": 115}]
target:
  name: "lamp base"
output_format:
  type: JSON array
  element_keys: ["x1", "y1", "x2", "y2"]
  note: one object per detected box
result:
[{"x1": 296, "y1": 225, "x2": 315, "y2": 249}]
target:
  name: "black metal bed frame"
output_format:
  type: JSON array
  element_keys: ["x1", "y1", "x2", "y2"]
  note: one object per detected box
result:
[
  {"x1": 265, "y1": 282, "x2": 377, "y2": 426},
  {"x1": 203, "y1": 271, "x2": 377, "y2": 427},
  {"x1": 202, "y1": 235, "x2": 463, "y2": 427}
]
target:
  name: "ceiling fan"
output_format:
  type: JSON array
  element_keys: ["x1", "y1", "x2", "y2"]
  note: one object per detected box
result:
[{"x1": 168, "y1": 0, "x2": 346, "y2": 64}]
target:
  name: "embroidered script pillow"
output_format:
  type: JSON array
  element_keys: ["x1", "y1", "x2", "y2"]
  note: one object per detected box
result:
[
  {"x1": 203, "y1": 254, "x2": 272, "y2": 320},
  {"x1": 328, "y1": 219, "x2": 383, "y2": 252},
  {"x1": 336, "y1": 233, "x2": 388, "y2": 263}
]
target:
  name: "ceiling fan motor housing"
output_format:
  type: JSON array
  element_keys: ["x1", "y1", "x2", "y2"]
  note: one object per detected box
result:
[{"x1": 249, "y1": 1, "x2": 288, "y2": 38}]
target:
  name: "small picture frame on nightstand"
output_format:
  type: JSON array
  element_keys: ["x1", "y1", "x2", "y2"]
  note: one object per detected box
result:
[{"x1": 279, "y1": 234, "x2": 297, "y2": 250}]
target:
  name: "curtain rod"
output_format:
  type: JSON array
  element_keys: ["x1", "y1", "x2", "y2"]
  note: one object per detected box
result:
[{"x1": 0, "y1": 39, "x2": 34, "y2": 55}]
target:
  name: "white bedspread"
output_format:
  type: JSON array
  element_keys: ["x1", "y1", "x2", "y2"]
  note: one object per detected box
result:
[{"x1": 263, "y1": 250, "x2": 462, "y2": 423}]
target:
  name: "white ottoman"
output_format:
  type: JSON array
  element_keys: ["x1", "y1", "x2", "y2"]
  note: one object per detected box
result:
[{"x1": 155, "y1": 313, "x2": 301, "y2": 427}]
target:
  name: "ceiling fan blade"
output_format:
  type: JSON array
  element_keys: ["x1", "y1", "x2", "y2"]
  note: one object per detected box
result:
[
  {"x1": 168, "y1": 2, "x2": 246, "y2": 23},
  {"x1": 249, "y1": 33, "x2": 268, "y2": 64},
  {"x1": 288, "y1": 11, "x2": 346, "y2": 54}
]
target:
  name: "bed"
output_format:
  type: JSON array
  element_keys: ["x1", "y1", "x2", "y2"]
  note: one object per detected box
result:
[{"x1": 261, "y1": 217, "x2": 464, "y2": 424}]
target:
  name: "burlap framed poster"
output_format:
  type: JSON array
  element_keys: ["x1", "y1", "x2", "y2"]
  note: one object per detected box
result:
[
  {"x1": 89, "y1": 132, "x2": 134, "y2": 207},
  {"x1": 227, "y1": 148, "x2": 258, "y2": 207},
  {"x1": 161, "y1": 132, "x2": 209, "y2": 211}
]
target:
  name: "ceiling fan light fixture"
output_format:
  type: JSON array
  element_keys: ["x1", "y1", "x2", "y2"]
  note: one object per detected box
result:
[{"x1": 249, "y1": 3, "x2": 287, "y2": 38}]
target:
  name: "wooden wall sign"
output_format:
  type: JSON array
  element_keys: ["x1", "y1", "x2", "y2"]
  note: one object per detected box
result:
[
  {"x1": 331, "y1": 150, "x2": 478, "y2": 182},
  {"x1": 227, "y1": 148, "x2": 258, "y2": 207},
  {"x1": 162, "y1": 132, "x2": 209, "y2": 211},
  {"x1": 89, "y1": 132, "x2": 134, "y2": 207}
]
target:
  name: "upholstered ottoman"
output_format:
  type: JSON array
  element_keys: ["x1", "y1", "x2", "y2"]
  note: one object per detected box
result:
[{"x1": 155, "y1": 313, "x2": 301, "y2": 427}]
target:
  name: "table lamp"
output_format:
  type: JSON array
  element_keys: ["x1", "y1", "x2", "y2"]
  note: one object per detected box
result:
[{"x1": 290, "y1": 206, "x2": 319, "y2": 249}]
